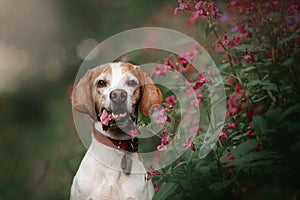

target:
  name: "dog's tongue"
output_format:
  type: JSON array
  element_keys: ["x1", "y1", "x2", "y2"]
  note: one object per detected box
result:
[{"x1": 100, "y1": 109, "x2": 113, "y2": 126}]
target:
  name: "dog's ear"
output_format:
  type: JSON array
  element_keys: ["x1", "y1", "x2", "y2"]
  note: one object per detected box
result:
[
  {"x1": 71, "y1": 69, "x2": 96, "y2": 119},
  {"x1": 135, "y1": 66, "x2": 162, "y2": 117}
]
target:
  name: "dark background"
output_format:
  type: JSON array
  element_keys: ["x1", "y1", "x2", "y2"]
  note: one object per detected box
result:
[{"x1": 0, "y1": 0, "x2": 194, "y2": 199}]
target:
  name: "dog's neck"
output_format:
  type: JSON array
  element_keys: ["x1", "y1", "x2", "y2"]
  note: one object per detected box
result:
[
  {"x1": 92, "y1": 122, "x2": 138, "y2": 152},
  {"x1": 93, "y1": 122, "x2": 133, "y2": 140}
]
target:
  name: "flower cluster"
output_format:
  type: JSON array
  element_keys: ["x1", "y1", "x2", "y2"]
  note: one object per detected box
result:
[
  {"x1": 226, "y1": 84, "x2": 245, "y2": 116},
  {"x1": 156, "y1": 108, "x2": 171, "y2": 124},
  {"x1": 174, "y1": 0, "x2": 221, "y2": 22},
  {"x1": 238, "y1": 49, "x2": 255, "y2": 64},
  {"x1": 192, "y1": 72, "x2": 212, "y2": 90},
  {"x1": 157, "y1": 134, "x2": 170, "y2": 151},
  {"x1": 146, "y1": 165, "x2": 160, "y2": 181},
  {"x1": 181, "y1": 136, "x2": 196, "y2": 151},
  {"x1": 152, "y1": 0, "x2": 300, "y2": 198},
  {"x1": 127, "y1": 124, "x2": 140, "y2": 137}
]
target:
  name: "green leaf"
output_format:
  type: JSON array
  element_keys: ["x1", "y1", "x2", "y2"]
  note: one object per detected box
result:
[
  {"x1": 240, "y1": 66, "x2": 256, "y2": 74},
  {"x1": 279, "y1": 103, "x2": 300, "y2": 122},
  {"x1": 208, "y1": 180, "x2": 234, "y2": 192},
  {"x1": 232, "y1": 151, "x2": 281, "y2": 172},
  {"x1": 153, "y1": 182, "x2": 178, "y2": 200},
  {"x1": 247, "y1": 80, "x2": 278, "y2": 92},
  {"x1": 247, "y1": 80, "x2": 261, "y2": 87},
  {"x1": 277, "y1": 28, "x2": 300, "y2": 45},
  {"x1": 252, "y1": 115, "x2": 268, "y2": 135},
  {"x1": 231, "y1": 139, "x2": 257, "y2": 158},
  {"x1": 282, "y1": 57, "x2": 294, "y2": 66},
  {"x1": 218, "y1": 63, "x2": 230, "y2": 71},
  {"x1": 234, "y1": 44, "x2": 264, "y2": 52},
  {"x1": 206, "y1": 24, "x2": 216, "y2": 38},
  {"x1": 264, "y1": 107, "x2": 281, "y2": 124},
  {"x1": 261, "y1": 82, "x2": 278, "y2": 92}
]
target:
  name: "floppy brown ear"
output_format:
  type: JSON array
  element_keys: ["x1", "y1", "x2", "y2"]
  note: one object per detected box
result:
[
  {"x1": 135, "y1": 66, "x2": 162, "y2": 117},
  {"x1": 71, "y1": 69, "x2": 96, "y2": 119}
]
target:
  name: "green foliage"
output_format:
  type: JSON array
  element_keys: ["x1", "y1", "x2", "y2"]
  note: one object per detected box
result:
[
  {"x1": 153, "y1": 182, "x2": 179, "y2": 200},
  {"x1": 152, "y1": 0, "x2": 300, "y2": 199}
]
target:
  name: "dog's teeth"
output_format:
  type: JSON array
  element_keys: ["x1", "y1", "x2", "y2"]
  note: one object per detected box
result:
[{"x1": 112, "y1": 112, "x2": 126, "y2": 119}]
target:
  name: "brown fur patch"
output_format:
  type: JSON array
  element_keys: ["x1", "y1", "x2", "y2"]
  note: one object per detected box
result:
[{"x1": 92, "y1": 63, "x2": 112, "y2": 80}]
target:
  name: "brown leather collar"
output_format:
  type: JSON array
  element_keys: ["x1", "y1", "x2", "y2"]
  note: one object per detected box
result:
[{"x1": 92, "y1": 127, "x2": 139, "y2": 152}]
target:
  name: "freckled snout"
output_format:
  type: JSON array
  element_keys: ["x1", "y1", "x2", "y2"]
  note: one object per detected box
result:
[{"x1": 110, "y1": 89, "x2": 127, "y2": 104}]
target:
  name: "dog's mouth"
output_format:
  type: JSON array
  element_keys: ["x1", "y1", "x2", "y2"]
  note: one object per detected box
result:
[{"x1": 99, "y1": 108, "x2": 131, "y2": 131}]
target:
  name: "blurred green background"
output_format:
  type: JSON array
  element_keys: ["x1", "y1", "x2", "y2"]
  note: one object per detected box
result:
[{"x1": 0, "y1": 0, "x2": 200, "y2": 199}]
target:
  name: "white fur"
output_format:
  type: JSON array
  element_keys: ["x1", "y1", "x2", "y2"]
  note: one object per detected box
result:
[
  {"x1": 94, "y1": 62, "x2": 140, "y2": 114},
  {"x1": 70, "y1": 63, "x2": 154, "y2": 200},
  {"x1": 70, "y1": 137, "x2": 154, "y2": 200}
]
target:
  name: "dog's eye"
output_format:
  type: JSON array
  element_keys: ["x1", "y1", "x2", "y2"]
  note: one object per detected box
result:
[
  {"x1": 128, "y1": 80, "x2": 138, "y2": 87},
  {"x1": 97, "y1": 80, "x2": 106, "y2": 88}
]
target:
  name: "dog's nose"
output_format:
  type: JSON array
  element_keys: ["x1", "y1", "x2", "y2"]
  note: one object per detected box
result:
[{"x1": 110, "y1": 89, "x2": 127, "y2": 103}]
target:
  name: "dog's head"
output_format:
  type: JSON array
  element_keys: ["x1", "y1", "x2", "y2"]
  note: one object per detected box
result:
[{"x1": 71, "y1": 62, "x2": 162, "y2": 135}]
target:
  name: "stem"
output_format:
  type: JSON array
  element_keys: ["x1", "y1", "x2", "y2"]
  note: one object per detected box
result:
[
  {"x1": 212, "y1": 27, "x2": 235, "y2": 68},
  {"x1": 221, "y1": 72, "x2": 243, "y2": 85}
]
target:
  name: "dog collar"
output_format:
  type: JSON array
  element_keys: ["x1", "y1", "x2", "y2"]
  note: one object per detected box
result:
[{"x1": 92, "y1": 127, "x2": 139, "y2": 153}]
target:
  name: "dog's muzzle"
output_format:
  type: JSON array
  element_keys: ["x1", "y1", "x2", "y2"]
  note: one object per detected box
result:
[{"x1": 99, "y1": 89, "x2": 134, "y2": 131}]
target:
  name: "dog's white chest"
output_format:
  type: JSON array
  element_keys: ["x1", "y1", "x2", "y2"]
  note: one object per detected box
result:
[{"x1": 70, "y1": 138, "x2": 154, "y2": 200}]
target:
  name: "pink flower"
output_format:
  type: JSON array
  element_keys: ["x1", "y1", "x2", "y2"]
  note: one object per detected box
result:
[
  {"x1": 249, "y1": 121, "x2": 253, "y2": 128},
  {"x1": 288, "y1": 0, "x2": 300, "y2": 14},
  {"x1": 223, "y1": 33, "x2": 235, "y2": 46},
  {"x1": 227, "y1": 152, "x2": 235, "y2": 161},
  {"x1": 195, "y1": 1, "x2": 206, "y2": 10},
  {"x1": 215, "y1": 40, "x2": 225, "y2": 52},
  {"x1": 234, "y1": 84, "x2": 245, "y2": 99},
  {"x1": 210, "y1": 3, "x2": 221, "y2": 20},
  {"x1": 191, "y1": 99, "x2": 199, "y2": 107},
  {"x1": 180, "y1": 43, "x2": 201, "y2": 60},
  {"x1": 157, "y1": 144, "x2": 168, "y2": 151},
  {"x1": 246, "y1": 129, "x2": 254, "y2": 137},
  {"x1": 238, "y1": 49, "x2": 255, "y2": 64},
  {"x1": 181, "y1": 136, "x2": 196, "y2": 151},
  {"x1": 156, "y1": 108, "x2": 171, "y2": 124},
  {"x1": 178, "y1": 56, "x2": 189, "y2": 68},
  {"x1": 227, "y1": 83, "x2": 244, "y2": 115},
  {"x1": 225, "y1": 77, "x2": 235, "y2": 86},
  {"x1": 192, "y1": 81, "x2": 204, "y2": 90},
  {"x1": 190, "y1": 1, "x2": 208, "y2": 21},
  {"x1": 226, "y1": 0, "x2": 240, "y2": 9},
  {"x1": 146, "y1": 166, "x2": 160, "y2": 181},
  {"x1": 219, "y1": 129, "x2": 229, "y2": 139},
  {"x1": 174, "y1": 0, "x2": 191, "y2": 15},
  {"x1": 190, "y1": 91, "x2": 202, "y2": 107},
  {"x1": 190, "y1": 10, "x2": 208, "y2": 21},
  {"x1": 247, "y1": 108, "x2": 257, "y2": 118},
  {"x1": 195, "y1": 91, "x2": 202, "y2": 100},
  {"x1": 150, "y1": 65, "x2": 167, "y2": 77},
  {"x1": 153, "y1": 182, "x2": 159, "y2": 193},
  {"x1": 164, "y1": 57, "x2": 172, "y2": 67},
  {"x1": 234, "y1": 35, "x2": 243, "y2": 45},
  {"x1": 237, "y1": 24, "x2": 252, "y2": 38},
  {"x1": 157, "y1": 134, "x2": 170, "y2": 151},
  {"x1": 127, "y1": 124, "x2": 140, "y2": 137},
  {"x1": 227, "y1": 94, "x2": 241, "y2": 115},
  {"x1": 192, "y1": 73, "x2": 211, "y2": 89},
  {"x1": 165, "y1": 95, "x2": 176, "y2": 108},
  {"x1": 161, "y1": 134, "x2": 170, "y2": 144},
  {"x1": 227, "y1": 122, "x2": 236, "y2": 129},
  {"x1": 267, "y1": 51, "x2": 273, "y2": 58}
]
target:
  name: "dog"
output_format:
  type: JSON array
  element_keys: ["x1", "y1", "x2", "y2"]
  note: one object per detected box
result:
[{"x1": 70, "y1": 62, "x2": 162, "y2": 200}]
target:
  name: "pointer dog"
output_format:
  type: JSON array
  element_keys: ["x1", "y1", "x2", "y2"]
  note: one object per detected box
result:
[{"x1": 70, "y1": 62, "x2": 162, "y2": 200}]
